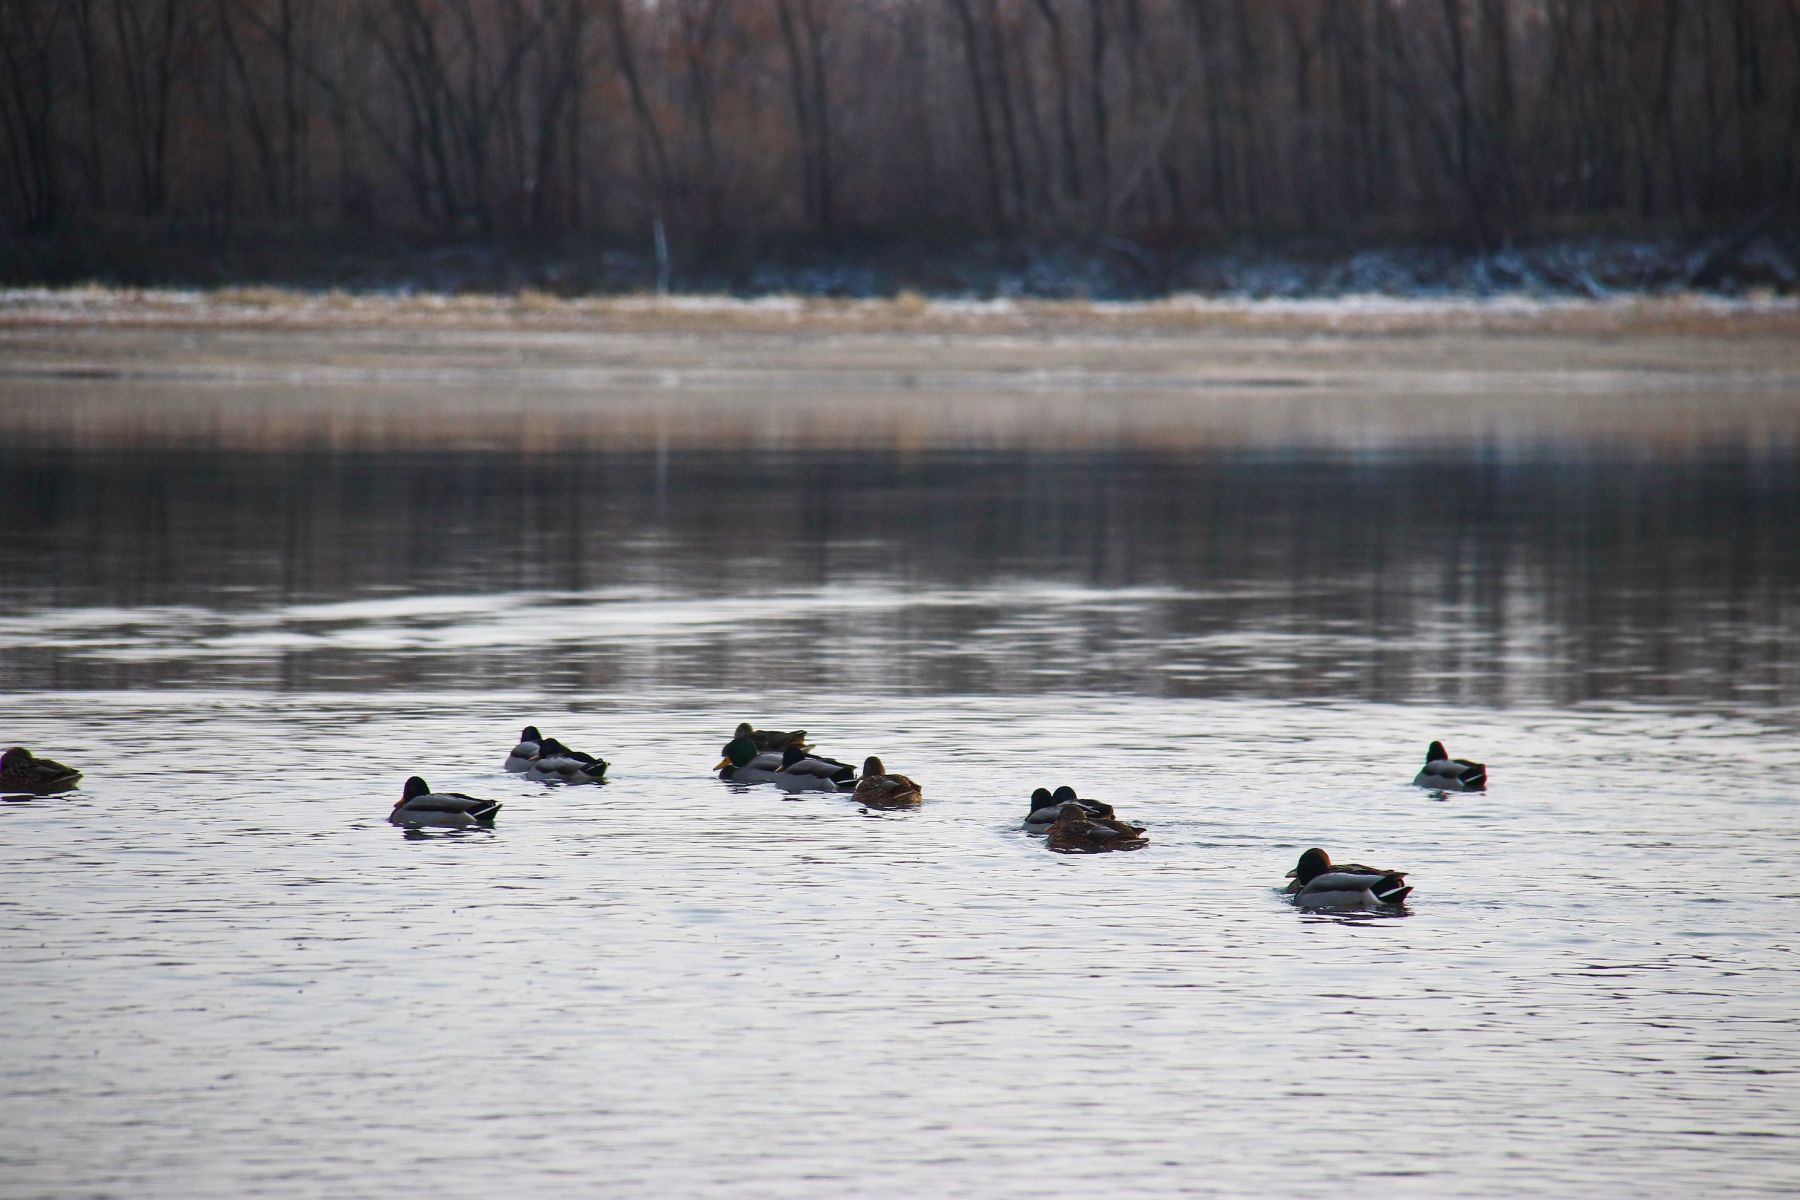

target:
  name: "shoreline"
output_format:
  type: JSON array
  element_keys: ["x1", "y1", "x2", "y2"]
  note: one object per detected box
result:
[
  {"x1": 3, "y1": 284, "x2": 1800, "y2": 339},
  {"x1": 2, "y1": 285, "x2": 1796, "y2": 456}
]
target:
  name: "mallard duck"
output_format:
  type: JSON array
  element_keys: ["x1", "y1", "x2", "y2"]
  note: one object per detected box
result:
[
  {"x1": 1413, "y1": 740, "x2": 1486, "y2": 791},
  {"x1": 716, "y1": 732, "x2": 785, "y2": 783},
  {"x1": 1023, "y1": 787, "x2": 1062, "y2": 832},
  {"x1": 852, "y1": 757, "x2": 921, "y2": 807},
  {"x1": 529, "y1": 736, "x2": 609, "y2": 783},
  {"x1": 1046, "y1": 803, "x2": 1148, "y2": 852},
  {"x1": 732, "y1": 722, "x2": 811, "y2": 753},
  {"x1": 771, "y1": 744, "x2": 857, "y2": 793},
  {"x1": 1024, "y1": 785, "x2": 1117, "y2": 832},
  {"x1": 0, "y1": 746, "x2": 81, "y2": 793},
  {"x1": 1051, "y1": 784, "x2": 1116, "y2": 819},
  {"x1": 505, "y1": 726, "x2": 543, "y2": 772},
  {"x1": 389, "y1": 777, "x2": 501, "y2": 828},
  {"x1": 1284, "y1": 847, "x2": 1411, "y2": 908}
]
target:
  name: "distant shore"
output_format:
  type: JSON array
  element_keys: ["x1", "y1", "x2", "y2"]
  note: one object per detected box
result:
[
  {"x1": 3, "y1": 282, "x2": 1797, "y2": 460},
  {"x1": 3, "y1": 283, "x2": 1798, "y2": 341},
  {"x1": 3, "y1": 227, "x2": 1795, "y2": 308}
]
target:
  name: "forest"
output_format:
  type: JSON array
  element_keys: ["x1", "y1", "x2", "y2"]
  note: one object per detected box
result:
[{"x1": 2, "y1": 0, "x2": 1797, "y2": 292}]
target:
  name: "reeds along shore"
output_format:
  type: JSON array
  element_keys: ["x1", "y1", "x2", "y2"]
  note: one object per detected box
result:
[{"x1": 2, "y1": 1, "x2": 1794, "y2": 258}]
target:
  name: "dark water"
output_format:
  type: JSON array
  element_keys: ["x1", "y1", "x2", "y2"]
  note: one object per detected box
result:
[
  {"x1": 4, "y1": 444, "x2": 1795, "y2": 706},
  {"x1": 2, "y1": 367, "x2": 1799, "y2": 1197}
]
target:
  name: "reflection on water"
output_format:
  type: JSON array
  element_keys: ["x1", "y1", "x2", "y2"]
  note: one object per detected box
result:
[
  {"x1": 1, "y1": 444, "x2": 1794, "y2": 707},
  {"x1": 3, "y1": 355, "x2": 1799, "y2": 1199}
]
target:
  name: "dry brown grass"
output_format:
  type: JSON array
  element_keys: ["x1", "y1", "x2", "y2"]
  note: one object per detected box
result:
[{"x1": 1, "y1": 283, "x2": 1797, "y2": 342}]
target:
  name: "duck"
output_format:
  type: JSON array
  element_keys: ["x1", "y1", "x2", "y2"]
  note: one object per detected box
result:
[
  {"x1": 390, "y1": 776, "x2": 501, "y2": 828},
  {"x1": 1051, "y1": 784, "x2": 1116, "y2": 819},
  {"x1": 1023, "y1": 787, "x2": 1062, "y2": 832},
  {"x1": 0, "y1": 746, "x2": 82, "y2": 794},
  {"x1": 1024, "y1": 785, "x2": 1115, "y2": 832},
  {"x1": 529, "y1": 736, "x2": 609, "y2": 783},
  {"x1": 1284, "y1": 847, "x2": 1411, "y2": 909},
  {"x1": 771, "y1": 743, "x2": 857, "y2": 793},
  {"x1": 852, "y1": 757, "x2": 921, "y2": 807},
  {"x1": 716, "y1": 731, "x2": 786, "y2": 783},
  {"x1": 1412, "y1": 740, "x2": 1486, "y2": 791},
  {"x1": 732, "y1": 722, "x2": 811, "y2": 753},
  {"x1": 504, "y1": 726, "x2": 543, "y2": 772},
  {"x1": 1045, "y1": 802, "x2": 1148, "y2": 853}
]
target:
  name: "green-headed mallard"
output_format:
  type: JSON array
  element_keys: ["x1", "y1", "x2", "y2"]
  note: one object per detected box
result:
[
  {"x1": 1024, "y1": 785, "x2": 1114, "y2": 833},
  {"x1": 1413, "y1": 740, "x2": 1486, "y2": 791},
  {"x1": 530, "y1": 736, "x2": 609, "y2": 783},
  {"x1": 716, "y1": 732, "x2": 784, "y2": 783},
  {"x1": 1284, "y1": 847, "x2": 1411, "y2": 908},
  {"x1": 390, "y1": 776, "x2": 501, "y2": 828},
  {"x1": 505, "y1": 726, "x2": 544, "y2": 772}
]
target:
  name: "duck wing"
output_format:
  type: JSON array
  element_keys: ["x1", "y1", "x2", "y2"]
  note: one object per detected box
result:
[
  {"x1": 1048, "y1": 815, "x2": 1149, "y2": 852},
  {"x1": 782, "y1": 754, "x2": 855, "y2": 781},
  {"x1": 1415, "y1": 754, "x2": 1486, "y2": 789},
  {"x1": 1299, "y1": 869, "x2": 1409, "y2": 905},
  {"x1": 1451, "y1": 758, "x2": 1486, "y2": 786},
  {"x1": 854, "y1": 773, "x2": 922, "y2": 806},
  {"x1": 3, "y1": 757, "x2": 82, "y2": 791},
  {"x1": 404, "y1": 792, "x2": 479, "y2": 813}
]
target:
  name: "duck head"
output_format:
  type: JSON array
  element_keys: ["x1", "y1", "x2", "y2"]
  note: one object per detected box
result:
[
  {"x1": 1051, "y1": 785, "x2": 1079, "y2": 805},
  {"x1": 1, "y1": 747, "x2": 32, "y2": 771},
  {"x1": 1028, "y1": 787, "x2": 1054, "y2": 813},
  {"x1": 780, "y1": 744, "x2": 811, "y2": 768},
  {"x1": 862, "y1": 756, "x2": 886, "y2": 777},
  {"x1": 1050, "y1": 802, "x2": 1089, "y2": 825},
  {"x1": 716, "y1": 734, "x2": 760, "y2": 770},
  {"x1": 733, "y1": 722, "x2": 756, "y2": 738},
  {"x1": 1425, "y1": 740, "x2": 1447, "y2": 764},
  {"x1": 1287, "y1": 847, "x2": 1332, "y2": 883},
  {"x1": 520, "y1": 726, "x2": 542, "y2": 743},
  {"x1": 400, "y1": 776, "x2": 432, "y2": 805}
]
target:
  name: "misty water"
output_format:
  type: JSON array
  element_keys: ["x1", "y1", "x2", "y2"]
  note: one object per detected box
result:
[{"x1": 2, "y1": 323, "x2": 1798, "y2": 1197}]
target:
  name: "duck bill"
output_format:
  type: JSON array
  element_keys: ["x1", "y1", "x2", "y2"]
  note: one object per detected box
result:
[
  {"x1": 1284, "y1": 868, "x2": 1298, "y2": 878},
  {"x1": 713, "y1": 757, "x2": 732, "y2": 770}
]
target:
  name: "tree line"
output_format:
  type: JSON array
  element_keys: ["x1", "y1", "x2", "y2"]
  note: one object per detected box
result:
[{"x1": 3, "y1": 0, "x2": 1796, "y2": 252}]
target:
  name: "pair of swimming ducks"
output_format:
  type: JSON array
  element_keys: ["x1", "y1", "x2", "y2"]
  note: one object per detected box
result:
[
  {"x1": 1282, "y1": 740, "x2": 1482, "y2": 908},
  {"x1": 390, "y1": 725, "x2": 608, "y2": 827}
]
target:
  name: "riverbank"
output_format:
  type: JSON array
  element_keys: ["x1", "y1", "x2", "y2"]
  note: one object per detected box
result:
[
  {"x1": 4, "y1": 283, "x2": 1799, "y2": 339},
  {"x1": 3, "y1": 286, "x2": 1796, "y2": 456}
]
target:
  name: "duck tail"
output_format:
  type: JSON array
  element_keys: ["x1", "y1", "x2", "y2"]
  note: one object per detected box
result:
[
  {"x1": 473, "y1": 801, "x2": 503, "y2": 823},
  {"x1": 1460, "y1": 763, "x2": 1487, "y2": 788},
  {"x1": 1372, "y1": 875, "x2": 1411, "y2": 905}
]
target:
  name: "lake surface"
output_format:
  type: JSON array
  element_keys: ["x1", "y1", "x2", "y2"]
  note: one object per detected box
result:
[{"x1": 2, "y1": 313, "x2": 1798, "y2": 1197}]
